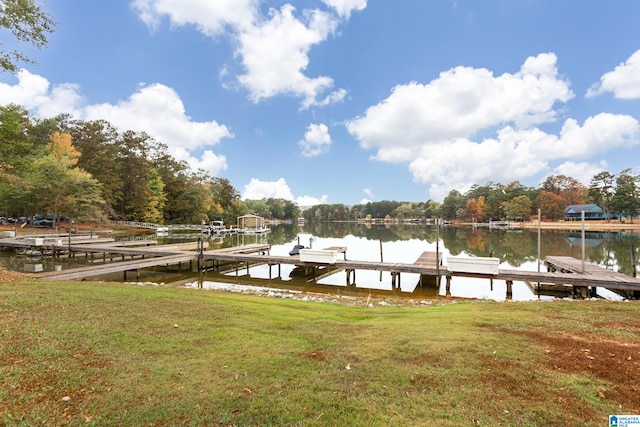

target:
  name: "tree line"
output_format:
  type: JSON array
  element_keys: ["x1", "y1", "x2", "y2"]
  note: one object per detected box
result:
[
  {"x1": 303, "y1": 172, "x2": 640, "y2": 223},
  {"x1": 2, "y1": 103, "x2": 637, "y2": 226},
  {"x1": 0, "y1": 104, "x2": 300, "y2": 225}
]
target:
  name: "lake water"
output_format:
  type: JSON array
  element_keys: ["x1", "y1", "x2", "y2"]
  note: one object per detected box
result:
[{"x1": 2, "y1": 223, "x2": 639, "y2": 301}]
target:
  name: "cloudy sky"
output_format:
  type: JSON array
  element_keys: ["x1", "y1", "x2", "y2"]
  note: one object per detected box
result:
[{"x1": 1, "y1": 0, "x2": 639, "y2": 205}]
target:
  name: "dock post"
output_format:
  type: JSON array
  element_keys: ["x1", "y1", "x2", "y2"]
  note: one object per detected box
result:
[
  {"x1": 445, "y1": 276, "x2": 451, "y2": 296},
  {"x1": 506, "y1": 280, "x2": 513, "y2": 300},
  {"x1": 631, "y1": 244, "x2": 637, "y2": 278},
  {"x1": 574, "y1": 286, "x2": 588, "y2": 299},
  {"x1": 390, "y1": 272, "x2": 400, "y2": 289}
]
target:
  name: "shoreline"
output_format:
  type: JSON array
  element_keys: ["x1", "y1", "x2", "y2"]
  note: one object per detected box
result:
[
  {"x1": 3, "y1": 220, "x2": 640, "y2": 234},
  {"x1": 510, "y1": 220, "x2": 640, "y2": 233}
]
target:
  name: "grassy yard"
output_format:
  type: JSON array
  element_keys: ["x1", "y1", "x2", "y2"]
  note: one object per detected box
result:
[{"x1": 1, "y1": 278, "x2": 639, "y2": 426}]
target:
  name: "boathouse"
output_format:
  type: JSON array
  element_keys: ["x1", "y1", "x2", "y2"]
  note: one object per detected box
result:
[{"x1": 237, "y1": 214, "x2": 270, "y2": 234}]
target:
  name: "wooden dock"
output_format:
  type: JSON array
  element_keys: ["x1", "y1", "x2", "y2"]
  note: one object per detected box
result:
[{"x1": 11, "y1": 236, "x2": 640, "y2": 299}]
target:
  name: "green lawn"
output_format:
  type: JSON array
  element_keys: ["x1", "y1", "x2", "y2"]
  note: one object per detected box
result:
[{"x1": 1, "y1": 278, "x2": 638, "y2": 426}]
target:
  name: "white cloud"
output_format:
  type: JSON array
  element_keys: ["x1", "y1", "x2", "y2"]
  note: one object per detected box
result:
[
  {"x1": 363, "y1": 188, "x2": 374, "y2": 199},
  {"x1": 0, "y1": 69, "x2": 83, "y2": 117},
  {"x1": 348, "y1": 53, "x2": 573, "y2": 162},
  {"x1": 242, "y1": 178, "x2": 295, "y2": 200},
  {"x1": 0, "y1": 69, "x2": 232, "y2": 177},
  {"x1": 242, "y1": 177, "x2": 327, "y2": 206},
  {"x1": 550, "y1": 161, "x2": 608, "y2": 186},
  {"x1": 131, "y1": 0, "x2": 257, "y2": 34},
  {"x1": 299, "y1": 123, "x2": 331, "y2": 157},
  {"x1": 321, "y1": 0, "x2": 367, "y2": 19},
  {"x1": 133, "y1": 1, "x2": 351, "y2": 108},
  {"x1": 83, "y1": 83, "x2": 232, "y2": 151},
  {"x1": 171, "y1": 147, "x2": 228, "y2": 177},
  {"x1": 586, "y1": 49, "x2": 640, "y2": 99},
  {"x1": 346, "y1": 53, "x2": 640, "y2": 198},
  {"x1": 406, "y1": 115, "x2": 638, "y2": 196},
  {"x1": 237, "y1": 5, "x2": 343, "y2": 109},
  {"x1": 296, "y1": 194, "x2": 329, "y2": 206}
]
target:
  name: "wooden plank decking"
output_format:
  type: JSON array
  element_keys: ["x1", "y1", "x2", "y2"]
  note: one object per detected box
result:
[{"x1": 35, "y1": 253, "x2": 198, "y2": 281}]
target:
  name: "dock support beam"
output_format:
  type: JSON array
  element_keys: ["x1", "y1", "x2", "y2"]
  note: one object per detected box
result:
[
  {"x1": 506, "y1": 280, "x2": 513, "y2": 300},
  {"x1": 391, "y1": 272, "x2": 401, "y2": 290},
  {"x1": 419, "y1": 274, "x2": 441, "y2": 289},
  {"x1": 346, "y1": 269, "x2": 355, "y2": 286}
]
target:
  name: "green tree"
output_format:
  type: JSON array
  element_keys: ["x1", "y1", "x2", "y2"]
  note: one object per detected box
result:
[
  {"x1": 393, "y1": 202, "x2": 415, "y2": 220},
  {"x1": 172, "y1": 183, "x2": 211, "y2": 224},
  {"x1": 29, "y1": 134, "x2": 105, "y2": 224},
  {"x1": 266, "y1": 198, "x2": 284, "y2": 219},
  {"x1": 244, "y1": 199, "x2": 271, "y2": 218},
  {"x1": 282, "y1": 200, "x2": 300, "y2": 220},
  {"x1": 504, "y1": 195, "x2": 532, "y2": 221},
  {"x1": 144, "y1": 169, "x2": 166, "y2": 224},
  {"x1": 588, "y1": 171, "x2": 615, "y2": 221},
  {"x1": 68, "y1": 120, "x2": 122, "y2": 214},
  {"x1": 421, "y1": 200, "x2": 440, "y2": 219},
  {"x1": 209, "y1": 177, "x2": 242, "y2": 224},
  {"x1": 611, "y1": 169, "x2": 639, "y2": 223},
  {"x1": 439, "y1": 190, "x2": 466, "y2": 220},
  {"x1": 0, "y1": 0, "x2": 56, "y2": 72},
  {"x1": 0, "y1": 103, "x2": 33, "y2": 173}
]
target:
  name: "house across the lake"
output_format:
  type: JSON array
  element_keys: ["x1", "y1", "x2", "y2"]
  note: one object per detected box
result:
[{"x1": 564, "y1": 204, "x2": 613, "y2": 221}]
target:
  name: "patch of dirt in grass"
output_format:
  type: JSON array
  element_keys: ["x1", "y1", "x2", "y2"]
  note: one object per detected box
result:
[
  {"x1": 514, "y1": 328, "x2": 640, "y2": 414},
  {"x1": 479, "y1": 356, "x2": 601, "y2": 423},
  {"x1": 303, "y1": 351, "x2": 329, "y2": 362}
]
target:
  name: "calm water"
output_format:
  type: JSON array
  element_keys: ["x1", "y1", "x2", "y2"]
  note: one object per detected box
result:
[{"x1": 3, "y1": 223, "x2": 639, "y2": 301}]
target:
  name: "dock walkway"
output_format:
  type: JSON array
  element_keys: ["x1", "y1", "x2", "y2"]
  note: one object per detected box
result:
[{"x1": 15, "y1": 237, "x2": 640, "y2": 298}]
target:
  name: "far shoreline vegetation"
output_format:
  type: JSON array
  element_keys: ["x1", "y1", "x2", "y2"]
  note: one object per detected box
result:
[{"x1": 2, "y1": 104, "x2": 639, "y2": 232}]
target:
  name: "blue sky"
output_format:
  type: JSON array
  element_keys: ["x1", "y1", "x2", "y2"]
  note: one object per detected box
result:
[{"x1": 1, "y1": 0, "x2": 640, "y2": 206}]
